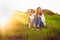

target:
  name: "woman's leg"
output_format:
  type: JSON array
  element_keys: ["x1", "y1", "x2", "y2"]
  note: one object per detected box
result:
[
  {"x1": 37, "y1": 17, "x2": 41, "y2": 27},
  {"x1": 34, "y1": 18, "x2": 37, "y2": 27},
  {"x1": 40, "y1": 21, "x2": 44, "y2": 27}
]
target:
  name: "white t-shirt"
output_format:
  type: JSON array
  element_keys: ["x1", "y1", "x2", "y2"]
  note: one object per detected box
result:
[{"x1": 40, "y1": 13, "x2": 46, "y2": 25}]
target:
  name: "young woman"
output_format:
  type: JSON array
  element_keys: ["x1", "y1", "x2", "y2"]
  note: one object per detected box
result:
[{"x1": 34, "y1": 7, "x2": 46, "y2": 29}]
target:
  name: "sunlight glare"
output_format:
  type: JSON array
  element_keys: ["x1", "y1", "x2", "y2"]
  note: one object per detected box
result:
[{"x1": 0, "y1": 15, "x2": 10, "y2": 32}]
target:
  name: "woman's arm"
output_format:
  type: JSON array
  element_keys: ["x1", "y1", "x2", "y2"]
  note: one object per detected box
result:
[{"x1": 41, "y1": 13, "x2": 46, "y2": 26}]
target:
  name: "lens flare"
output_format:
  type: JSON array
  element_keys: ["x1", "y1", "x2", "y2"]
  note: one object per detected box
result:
[{"x1": 0, "y1": 15, "x2": 10, "y2": 33}]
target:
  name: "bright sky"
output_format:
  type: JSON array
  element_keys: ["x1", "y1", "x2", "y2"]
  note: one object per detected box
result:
[
  {"x1": 10, "y1": 0, "x2": 60, "y2": 14},
  {"x1": 0, "y1": 0, "x2": 60, "y2": 25}
]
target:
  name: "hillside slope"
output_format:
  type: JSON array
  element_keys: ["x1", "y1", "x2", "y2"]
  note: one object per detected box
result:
[{"x1": 0, "y1": 11, "x2": 60, "y2": 40}]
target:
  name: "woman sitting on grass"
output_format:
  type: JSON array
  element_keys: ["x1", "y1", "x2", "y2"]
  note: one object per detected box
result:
[{"x1": 34, "y1": 7, "x2": 46, "y2": 30}]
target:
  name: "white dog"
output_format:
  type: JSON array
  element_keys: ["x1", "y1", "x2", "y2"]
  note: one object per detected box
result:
[
  {"x1": 28, "y1": 14, "x2": 34, "y2": 28},
  {"x1": 28, "y1": 9, "x2": 34, "y2": 28}
]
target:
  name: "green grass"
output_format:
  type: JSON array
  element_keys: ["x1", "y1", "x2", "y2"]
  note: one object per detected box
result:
[{"x1": 0, "y1": 13, "x2": 60, "y2": 40}]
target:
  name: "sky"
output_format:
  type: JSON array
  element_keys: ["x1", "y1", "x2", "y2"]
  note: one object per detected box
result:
[
  {"x1": 9, "y1": 0, "x2": 60, "y2": 14},
  {"x1": 0, "y1": 0, "x2": 60, "y2": 25}
]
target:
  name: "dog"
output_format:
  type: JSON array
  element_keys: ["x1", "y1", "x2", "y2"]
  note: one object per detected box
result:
[{"x1": 28, "y1": 9, "x2": 35, "y2": 28}]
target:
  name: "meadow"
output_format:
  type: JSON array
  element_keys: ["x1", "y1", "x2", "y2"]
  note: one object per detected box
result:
[{"x1": 0, "y1": 11, "x2": 60, "y2": 40}]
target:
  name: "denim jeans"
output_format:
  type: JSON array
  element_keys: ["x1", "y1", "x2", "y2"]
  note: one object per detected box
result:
[{"x1": 34, "y1": 17, "x2": 41, "y2": 26}]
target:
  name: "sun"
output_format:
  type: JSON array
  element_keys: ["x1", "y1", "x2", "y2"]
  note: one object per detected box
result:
[
  {"x1": 0, "y1": 20, "x2": 5, "y2": 27},
  {"x1": 0, "y1": 19, "x2": 6, "y2": 30},
  {"x1": 0, "y1": 16, "x2": 9, "y2": 31},
  {"x1": 0, "y1": 18, "x2": 7, "y2": 26}
]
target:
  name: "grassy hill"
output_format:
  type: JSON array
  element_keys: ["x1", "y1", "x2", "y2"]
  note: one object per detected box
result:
[{"x1": 0, "y1": 11, "x2": 60, "y2": 40}]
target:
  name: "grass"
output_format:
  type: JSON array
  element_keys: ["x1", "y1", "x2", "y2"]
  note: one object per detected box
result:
[{"x1": 0, "y1": 12, "x2": 60, "y2": 40}]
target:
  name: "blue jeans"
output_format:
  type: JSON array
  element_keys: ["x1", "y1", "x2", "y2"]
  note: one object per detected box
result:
[{"x1": 34, "y1": 17, "x2": 41, "y2": 26}]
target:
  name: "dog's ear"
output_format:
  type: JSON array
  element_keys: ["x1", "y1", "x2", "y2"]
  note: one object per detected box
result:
[{"x1": 33, "y1": 10, "x2": 35, "y2": 13}]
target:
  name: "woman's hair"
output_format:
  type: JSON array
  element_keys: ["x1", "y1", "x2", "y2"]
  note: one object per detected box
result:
[{"x1": 36, "y1": 7, "x2": 42, "y2": 16}]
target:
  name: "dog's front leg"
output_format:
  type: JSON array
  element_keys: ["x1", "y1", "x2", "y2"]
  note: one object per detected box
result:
[{"x1": 28, "y1": 23, "x2": 31, "y2": 28}]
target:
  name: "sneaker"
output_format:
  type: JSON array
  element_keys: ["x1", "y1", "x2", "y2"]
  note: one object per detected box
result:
[{"x1": 37, "y1": 25, "x2": 39, "y2": 27}]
